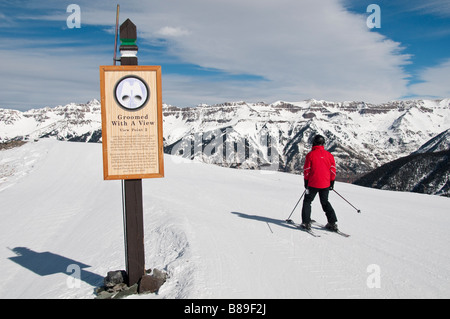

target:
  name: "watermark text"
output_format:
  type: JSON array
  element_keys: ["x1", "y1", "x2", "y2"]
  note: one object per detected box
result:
[
  {"x1": 66, "y1": 4, "x2": 81, "y2": 29},
  {"x1": 366, "y1": 4, "x2": 381, "y2": 29},
  {"x1": 366, "y1": 264, "x2": 381, "y2": 289}
]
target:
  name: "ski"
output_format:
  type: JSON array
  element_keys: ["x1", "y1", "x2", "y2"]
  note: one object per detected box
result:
[
  {"x1": 285, "y1": 220, "x2": 321, "y2": 237},
  {"x1": 311, "y1": 220, "x2": 350, "y2": 237},
  {"x1": 327, "y1": 229, "x2": 350, "y2": 238},
  {"x1": 298, "y1": 224, "x2": 321, "y2": 237}
]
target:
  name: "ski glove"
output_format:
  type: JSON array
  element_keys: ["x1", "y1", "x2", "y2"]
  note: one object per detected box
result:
[
  {"x1": 304, "y1": 179, "x2": 308, "y2": 189},
  {"x1": 329, "y1": 180, "x2": 335, "y2": 190}
]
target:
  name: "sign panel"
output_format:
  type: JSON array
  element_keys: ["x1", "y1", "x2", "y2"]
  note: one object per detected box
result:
[{"x1": 100, "y1": 65, "x2": 164, "y2": 180}]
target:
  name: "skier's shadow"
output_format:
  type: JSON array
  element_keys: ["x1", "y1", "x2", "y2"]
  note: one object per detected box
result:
[
  {"x1": 7, "y1": 247, "x2": 104, "y2": 287},
  {"x1": 231, "y1": 211, "x2": 298, "y2": 230}
]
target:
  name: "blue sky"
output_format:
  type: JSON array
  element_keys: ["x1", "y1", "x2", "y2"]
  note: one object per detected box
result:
[{"x1": 0, "y1": 0, "x2": 449, "y2": 110}]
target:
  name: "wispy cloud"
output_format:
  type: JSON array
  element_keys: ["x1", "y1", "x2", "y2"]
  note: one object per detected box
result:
[
  {"x1": 0, "y1": 43, "x2": 108, "y2": 110},
  {"x1": 408, "y1": 58, "x2": 450, "y2": 99},
  {"x1": 0, "y1": 0, "x2": 417, "y2": 109},
  {"x1": 97, "y1": 0, "x2": 411, "y2": 104},
  {"x1": 406, "y1": 0, "x2": 450, "y2": 17},
  {"x1": 155, "y1": 26, "x2": 191, "y2": 38}
]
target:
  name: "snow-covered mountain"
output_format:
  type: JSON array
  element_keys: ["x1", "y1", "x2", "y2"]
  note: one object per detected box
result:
[
  {"x1": 354, "y1": 149, "x2": 450, "y2": 197},
  {"x1": 163, "y1": 99, "x2": 450, "y2": 179},
  {"x1": 354, "y1": 128, "x2": 450, "y2": 196},
  {"x1": 1, "y1": 139, "x2": 449, "y2": 298},
  {"x1": 0, "y1": 100, "x2": 102, "y2": 143},
  {"x1": 412, "y1": 128, "x2": 450, "y2": 154},
  {"x1": 1, "y1": 99, "x2": 449, "y2": 180}
]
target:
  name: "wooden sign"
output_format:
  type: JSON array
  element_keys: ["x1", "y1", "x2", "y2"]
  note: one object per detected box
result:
[{"x1": 100, "y1": 65, "x2": 164, "y2": 180}]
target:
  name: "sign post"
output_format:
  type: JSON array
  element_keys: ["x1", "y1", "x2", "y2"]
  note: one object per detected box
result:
[{"x1": 100, "y1": 19, "x2": 164, "y2": 286}]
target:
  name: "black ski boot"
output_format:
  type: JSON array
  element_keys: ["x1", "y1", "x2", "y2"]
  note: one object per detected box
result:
[
  {"x1": 300, "y1": 222, "x2": 311, "y2": 230},
  {"x1": 325, "y1": 222, "x2": 338, "y2": 232}
]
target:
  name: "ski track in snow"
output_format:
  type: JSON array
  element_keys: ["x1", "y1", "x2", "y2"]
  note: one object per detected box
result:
[{"x1": 0, "y1": 139, "x2": 449, "y2": 299}]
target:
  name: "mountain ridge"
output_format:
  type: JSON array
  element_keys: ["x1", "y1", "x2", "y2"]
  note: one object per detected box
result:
[
  {"x1": 354, "y1": 148, "x2": 450, "y2": 197},
  {"x1": 1, "y1": 98, "x2": 449, "y2": 182}
]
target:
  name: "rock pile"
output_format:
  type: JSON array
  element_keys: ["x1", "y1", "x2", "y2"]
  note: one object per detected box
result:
[{"x1": 96, "y1": 268, "x2": 167, "y2": 299}]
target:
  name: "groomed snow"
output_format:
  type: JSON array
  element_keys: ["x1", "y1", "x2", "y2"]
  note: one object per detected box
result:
[{"x1": 0, "y1": 139, "x2": 449, "y2": 299}]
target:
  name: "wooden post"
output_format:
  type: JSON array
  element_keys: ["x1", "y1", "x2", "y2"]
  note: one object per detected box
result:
[
  {"x1": 123, "y1": 179, "x2": 145, "y2": 286},
  {"x1": 119, "y1": 19, "x2": 145, "y2": 286}
]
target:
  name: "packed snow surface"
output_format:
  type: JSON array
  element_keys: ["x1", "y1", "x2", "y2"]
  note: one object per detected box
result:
[{"x1": 0, "y1": 139, "x2": 449, "y2": 298}]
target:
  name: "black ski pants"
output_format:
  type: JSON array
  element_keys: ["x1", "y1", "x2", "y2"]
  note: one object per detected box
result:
[{"x1": 301, "y1": 187, "x2": 337, "y2": 224}]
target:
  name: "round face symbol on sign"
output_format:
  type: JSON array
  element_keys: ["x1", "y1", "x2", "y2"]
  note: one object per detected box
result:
[{"x1": 114, "y1": 75, "x2": 149, "y2": 110}]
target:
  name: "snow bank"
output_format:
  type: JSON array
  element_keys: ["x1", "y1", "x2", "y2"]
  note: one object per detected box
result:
[{"x1": 0, "y1": 140, "x2": 449, "y2": 298}]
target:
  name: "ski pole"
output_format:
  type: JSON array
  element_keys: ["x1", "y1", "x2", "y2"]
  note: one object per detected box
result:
[
  {"x1": 285, "y1": 190, "x2": 306, "y2": 223},
  {"x1": 333, "y1": 189, "x2": 361, "y2": 213}
]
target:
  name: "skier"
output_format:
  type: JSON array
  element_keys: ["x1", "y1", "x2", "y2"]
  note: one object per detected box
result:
[{"x1": 300, "y1": 135, "x2": 338, "y2": 231}]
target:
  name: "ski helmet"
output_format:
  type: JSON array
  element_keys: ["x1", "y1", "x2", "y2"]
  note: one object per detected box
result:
[{"x1": 312, "y1": 134, "x2": 325, "y2": 146}]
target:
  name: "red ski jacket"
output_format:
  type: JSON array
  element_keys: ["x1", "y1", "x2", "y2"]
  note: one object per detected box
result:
[{"x1": 303, "y1": 145, "x2": 336, "y2": 189}]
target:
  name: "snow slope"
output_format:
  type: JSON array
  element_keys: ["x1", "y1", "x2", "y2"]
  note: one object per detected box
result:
[{"x1": 0, "y1": 139, "x2": 449, "y2": 299}]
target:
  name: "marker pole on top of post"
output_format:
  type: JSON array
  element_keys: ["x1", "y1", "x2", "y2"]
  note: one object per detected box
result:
[{"x1": 113, "y1": 5, "x2": 120, "y2": 66}]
